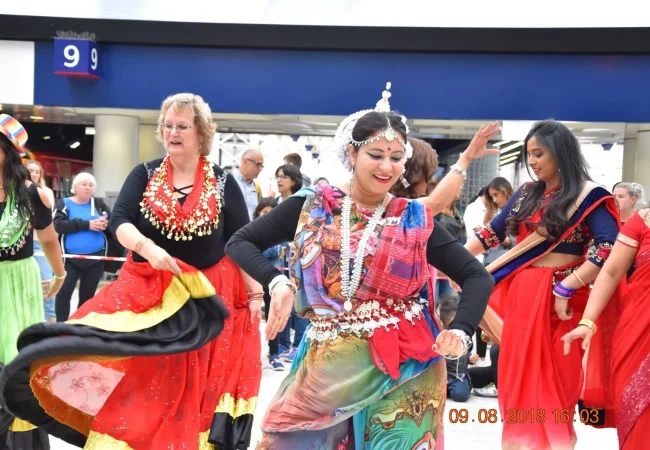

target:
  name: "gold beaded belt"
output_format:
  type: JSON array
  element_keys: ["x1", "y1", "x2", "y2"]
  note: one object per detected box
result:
[{"x1": 306, "y1": 297, "x2": 424, "y2": 345}]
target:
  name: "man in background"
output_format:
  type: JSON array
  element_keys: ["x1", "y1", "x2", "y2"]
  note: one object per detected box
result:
[
  {"x1": 233, "y1": 149, "x2": 264, "y2": 220},
  {"x1": 284, "y1": 152, "x2": 311, "y2": 187}
]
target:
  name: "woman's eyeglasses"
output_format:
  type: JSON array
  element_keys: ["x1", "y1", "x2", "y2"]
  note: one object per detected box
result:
[
  {"x1": 276, "y1": 175, "x2": 288, "y2": 181},
  {"x1": 162, "y1": 123, "x2": 194, "y2": 133}
]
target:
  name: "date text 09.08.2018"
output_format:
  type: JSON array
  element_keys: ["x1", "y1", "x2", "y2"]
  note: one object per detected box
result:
[{"x1": 448, "y1": 408, "x2": 600, "y2": 424}]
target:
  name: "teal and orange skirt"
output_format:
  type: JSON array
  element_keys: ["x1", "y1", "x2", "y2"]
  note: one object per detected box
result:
[
  {"x1": 0, "y1": 253, "x2": 261, "y2": 450},
  {"x1": 257, "y1": 307, "x2": 446, "y2": 450}
]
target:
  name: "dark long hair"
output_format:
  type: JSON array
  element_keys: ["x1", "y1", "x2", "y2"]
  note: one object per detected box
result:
[
  {"x1": 506, "y1": 120, "x2": 591, "y2": 241},
  {"x1": 486, "y1": 176, "x2": 513, "y2": 223},
  {"x1": 275, "y1": 164, "x2": 303, "y2": 194},
  {"x1": 0, "y1": 134, "x2": 32, "y2": 223}
]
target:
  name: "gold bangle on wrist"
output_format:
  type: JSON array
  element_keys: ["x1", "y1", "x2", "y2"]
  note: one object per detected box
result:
[
  {"x1": 573, "y1": 272, "x2": 587, "y2": 287},
  {"x1": 578, "y1": 318, "x2": 597, "y2": 334},
  {"x1": 135, "y1": 238, "x2": 152, "y2": 254}
]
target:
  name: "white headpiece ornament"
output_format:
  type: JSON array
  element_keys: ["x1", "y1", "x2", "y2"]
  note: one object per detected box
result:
[{"x1": 333, "y1": 82, "x2": 413, "y2": 172}]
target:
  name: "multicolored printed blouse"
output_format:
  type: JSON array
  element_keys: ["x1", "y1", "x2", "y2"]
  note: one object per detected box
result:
[
  {"x1": 477, "y1": 182, "x2": 618, "y2": 267},
  {"x1": 290, "y1": 185, "x2": 433, "y2": 318}
]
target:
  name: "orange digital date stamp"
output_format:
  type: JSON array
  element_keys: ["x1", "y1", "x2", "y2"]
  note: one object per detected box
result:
[{"x1": 448, "y1": 408, "x2": 600, "y2": 424}]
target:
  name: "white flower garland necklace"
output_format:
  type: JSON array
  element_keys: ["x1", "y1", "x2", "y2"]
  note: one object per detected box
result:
[{"x1": 340, "y1": 183, "x2": 389, "y2": 313}]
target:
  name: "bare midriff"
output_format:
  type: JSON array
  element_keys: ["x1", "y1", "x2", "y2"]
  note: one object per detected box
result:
[{"x1": 531, "y1": 252, "x2": 583, "y2": 268}]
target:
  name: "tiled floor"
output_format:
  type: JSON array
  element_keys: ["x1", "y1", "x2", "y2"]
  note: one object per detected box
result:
[{"x1": 47, "y1": 313, "x2": 618, "y2": 449}]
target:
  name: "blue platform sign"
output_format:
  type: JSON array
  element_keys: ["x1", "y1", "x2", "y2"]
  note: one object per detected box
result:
[{"x1": 54, "y1": 38, "x2": 100, "y2": 78}]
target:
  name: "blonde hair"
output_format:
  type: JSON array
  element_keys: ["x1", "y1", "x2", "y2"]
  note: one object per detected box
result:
[
  {"x1": 156, "y1": 93, "x2": 217, "y2": 156},
  {"x1": 615, "y1": 182, "x2": 646, "y2": 208},
  {"x1": 24, "y1": 160, "x2": 47, "y2": 189}
]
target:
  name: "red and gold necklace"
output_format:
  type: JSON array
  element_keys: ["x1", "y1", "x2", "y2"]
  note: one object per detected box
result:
[{"x1": 140, "y1": 156, "x2": 221, "y2": 241}]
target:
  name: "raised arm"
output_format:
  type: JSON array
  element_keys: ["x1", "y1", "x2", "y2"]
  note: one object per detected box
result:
[{"x1": 418, "y1": 122, "x2": 500, "y2": 215}]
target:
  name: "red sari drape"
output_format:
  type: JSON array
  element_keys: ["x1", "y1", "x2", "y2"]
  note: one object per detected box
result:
[
  {"x1": 483, "y1": 192, "x2": 621, "y2": 449},
  {"x1": 611, "y1": 211, "x2": 650, "y2": 449}
]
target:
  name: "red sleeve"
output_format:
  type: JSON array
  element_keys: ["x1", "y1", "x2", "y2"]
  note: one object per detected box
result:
[{"x1": 616, "y1": 211, "x2": 645, "y2": 248}]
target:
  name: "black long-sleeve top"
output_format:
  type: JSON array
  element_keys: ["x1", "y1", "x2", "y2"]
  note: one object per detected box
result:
[
  {"x1": 110, "y1": 158, "x2": 250, "y2": 270},
  {"x1": 226, "y1": 196, "x2": 494, "y2": 336}
]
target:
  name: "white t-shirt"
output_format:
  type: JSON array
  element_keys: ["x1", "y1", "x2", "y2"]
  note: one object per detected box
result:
[{"x1": 463, "y1": 197, "x2": 488, "y2": 263}]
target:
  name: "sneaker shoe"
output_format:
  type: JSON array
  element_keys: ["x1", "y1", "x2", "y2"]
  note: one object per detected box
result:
[
  {"x1": 279, "y1": 344, "x2": 290, "y2": 356},
  {"x1": 473, "y1": 383, "x2": 498, "y2": 398},
  {"x1": 269, "y1": 356, "x2": 285, "y2": 371},
  {"x1": 283, "y1": 347, "x2": 297, "y2": 363}
]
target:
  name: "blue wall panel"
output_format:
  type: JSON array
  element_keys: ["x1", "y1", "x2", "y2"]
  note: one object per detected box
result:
[{"x1": 34, "y1": 43, "x2": 650, "y2": 122}]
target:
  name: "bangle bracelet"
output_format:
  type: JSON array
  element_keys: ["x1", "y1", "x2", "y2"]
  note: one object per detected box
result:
[
  {"x1": 573, "y1": 272, "x2": 587, "y2": 287},
  {"x1": 135, "y1": 238, "x2": 152, "y2": 254},
  {"x1": 269, "y1": 275, "x2": 297, "y2": 295},
  {"x1": 553, "y1": 281, "x2": 576, "y2": 299},
  {"x1": 53, "y1": 272, "x2": 67, "y2": 280},
  {"x1": 578, "y1": 318, "x2": 597, "y2": 334},
  {"x1": 449, "y1": 163, "x2": 468, "y2": 181}
]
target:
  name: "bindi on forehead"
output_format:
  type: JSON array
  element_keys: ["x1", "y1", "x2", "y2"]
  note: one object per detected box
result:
[{"x1": 384, "y1": 144, "x2": 404, "y2": 154}]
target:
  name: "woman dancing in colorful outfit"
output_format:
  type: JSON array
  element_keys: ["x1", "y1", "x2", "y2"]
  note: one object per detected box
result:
[
  {"x1": 562, "y1": 206, "x2": 650, "y2": 449},
  {"x1": 0, "y1": 115, "x2": 65, "y2": 449},
  {"x1": 226, "y1": 85, "x2": 496, "y2": 449},
  {"x1": 465, "y1": 119, "x2": 621, "y2": 450},
  {"x1": 0, "y1": 94, "x2": 262, "y2": 450}
]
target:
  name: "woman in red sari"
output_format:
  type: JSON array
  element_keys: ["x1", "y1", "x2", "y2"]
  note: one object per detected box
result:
[
  {"x1": 464, "y1": 119, "x2": 621, "y2": 449},
  {"x1": 0, "y1": 93, "x2": 262, "y2": 450},
  {"x1": 563, "y1": 207, "x2": 650, "y2": 449}
]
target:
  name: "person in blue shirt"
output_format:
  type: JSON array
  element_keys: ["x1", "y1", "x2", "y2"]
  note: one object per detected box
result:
[{"x1": 53, "y1": 172, "x2": 111, "y2": 321}]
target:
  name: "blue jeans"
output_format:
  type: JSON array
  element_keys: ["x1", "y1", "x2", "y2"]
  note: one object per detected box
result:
[
  {"x1": 33, "y1": 240, "x2": 55, "y2": 320},
  {"x1": 279, "y1": 307, "x2": 309, "y2": 348},
  {"x1": 447, "y1": 374, "x2": 471, "y2": 402}
]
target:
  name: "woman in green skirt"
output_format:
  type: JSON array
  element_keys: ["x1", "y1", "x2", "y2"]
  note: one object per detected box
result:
[{"x1": 0, "y1": 114, "x2": 65, "y2": 449}]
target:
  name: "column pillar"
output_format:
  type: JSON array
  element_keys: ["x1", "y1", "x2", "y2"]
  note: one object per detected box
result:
[
  {"x1": 622, "y1": 136, "x2": 637, "y2": 183},
  {"x1": 138, "y1": 124, "x2": 166, "y2": 163},
  {"x1": 635, "y1": 128, "x2": 650, "y2": 195},
  {"x1": 93, "y1": 115, "x2": 138, "y2": 203}
]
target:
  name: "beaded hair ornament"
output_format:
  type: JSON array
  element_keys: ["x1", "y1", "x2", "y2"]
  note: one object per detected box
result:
[{"x1": 333, "y1": 82, "x2": 413, "y2": 172}]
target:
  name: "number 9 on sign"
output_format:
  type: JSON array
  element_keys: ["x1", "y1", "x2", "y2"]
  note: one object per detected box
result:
[
  {"x1": 63, "y1": 45, "x2": 80, "y2": 68},
  {"x1": 54, "y1": 38, "x2": 100, "y2": 78},
  {"x1": 91, "y1": 48, "x2": 98, "y2": 70}
]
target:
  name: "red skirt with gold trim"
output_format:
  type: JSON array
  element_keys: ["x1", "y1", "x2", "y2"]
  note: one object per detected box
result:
[{"x1": 0, "y1": 253, "x2": 261, "y2": 450}]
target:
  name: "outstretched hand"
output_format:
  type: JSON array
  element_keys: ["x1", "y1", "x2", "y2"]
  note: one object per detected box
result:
[{"x1": 463, "y1": 122, "x2": 501, "y2": 161}]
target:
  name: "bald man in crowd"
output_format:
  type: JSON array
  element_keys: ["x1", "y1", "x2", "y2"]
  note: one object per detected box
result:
[{"x1": 233, "y1": 149, "x2": 264, "y2": 220}]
